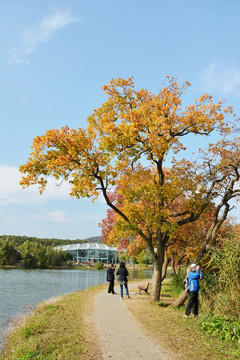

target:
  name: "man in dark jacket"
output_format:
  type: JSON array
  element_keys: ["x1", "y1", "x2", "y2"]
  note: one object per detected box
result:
[{"x1": 106, "y1": 263, "x2": 116, "y2": 294}]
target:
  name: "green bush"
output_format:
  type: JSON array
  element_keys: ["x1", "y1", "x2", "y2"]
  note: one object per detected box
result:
[
  {"x1": 170, "y1": 274, "x2": 186, "y2": 296},
  {"x1": 95, "y1": 262, "x2": 104, "y2": 270},
  {"x1": 201, "y1": 314, "x2": 240, "y2": 343},
  {"x1": 136, "y1": 249, "x2": 153, "y2": 265}
]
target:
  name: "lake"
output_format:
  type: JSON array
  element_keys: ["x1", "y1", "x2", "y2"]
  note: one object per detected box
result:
[{"x1": 0, "y1": 268, "x2": 152, "y2": 348}]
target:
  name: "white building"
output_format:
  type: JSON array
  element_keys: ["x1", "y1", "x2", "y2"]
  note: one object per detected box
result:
[{"x1": 55, "y1": 243, "x2": 118, "y2": 263}]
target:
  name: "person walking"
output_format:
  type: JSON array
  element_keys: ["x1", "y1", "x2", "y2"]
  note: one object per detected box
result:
[
  {"x1": 116, "y1": 262, "x2": 130, "y2": 300},
  {"x1": 184, "y1": 264, "x2": 203, "y2": 318},
  {"x1": 106, "y1": 263, "x2": 116, "y2": 294}
]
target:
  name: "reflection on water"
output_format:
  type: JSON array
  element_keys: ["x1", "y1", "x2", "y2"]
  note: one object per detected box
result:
[
  {"x1": 128, "y1": 269, "x2": 153, "y2": 279},
  {"x1": 0, "y1": 268, "x2": 152, "y2": 347}
]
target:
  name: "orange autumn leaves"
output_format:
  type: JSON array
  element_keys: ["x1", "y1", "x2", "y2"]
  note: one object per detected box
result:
[
  {"x1": 20, "y1": 76, "x2": 234, "y2": 195},
  {"x1": 20, "y1": 126, "x2": 115, "y2": 200},
  {"x1": 19, "y1": 76, "x2": 239, "y2": 265},
  {"x1": 88, "y1": 77, "x2": 232, "y2": 162},
  {"x1": 99, "y1": 172, "x2": 217, "y2": 261}
]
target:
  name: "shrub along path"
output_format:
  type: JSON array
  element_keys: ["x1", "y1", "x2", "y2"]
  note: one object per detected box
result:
[{"x1": 93, "y1": 281, "x2": 173, "y2": 360}]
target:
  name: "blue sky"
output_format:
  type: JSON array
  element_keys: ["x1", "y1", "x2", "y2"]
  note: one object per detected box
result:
[{"x1": 1, "y1": 0, "x2": 240, "y2": 240}]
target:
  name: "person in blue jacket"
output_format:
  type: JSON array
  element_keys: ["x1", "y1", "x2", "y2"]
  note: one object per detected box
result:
[{"x1": 184, "y1": 263, "x2": 203, "y2": 318}]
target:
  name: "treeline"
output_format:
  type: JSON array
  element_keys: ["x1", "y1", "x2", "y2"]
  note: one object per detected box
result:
[
  {"x1": 0, "y1": 235, "x2": 102, "y2": 268},
  {"x1": 0, "y1": 235, "x2": 87, "y2": 247},
  {"x1": 0, "y1": 237, "x2": 73, "y2": 268}
]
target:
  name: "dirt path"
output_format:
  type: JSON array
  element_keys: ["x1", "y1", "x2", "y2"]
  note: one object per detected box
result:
[{"x1": 93, "y1": 282, "x2": 173, "y2": 360}]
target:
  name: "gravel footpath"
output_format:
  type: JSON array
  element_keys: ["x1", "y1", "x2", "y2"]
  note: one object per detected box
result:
[{"x1": 93, "y1": 282, "x2": 173, "y2": 360}]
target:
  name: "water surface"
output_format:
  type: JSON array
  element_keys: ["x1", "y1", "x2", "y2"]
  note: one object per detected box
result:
[{"x1": 0, "y1": 268, "x2": 152, "y2": 347}]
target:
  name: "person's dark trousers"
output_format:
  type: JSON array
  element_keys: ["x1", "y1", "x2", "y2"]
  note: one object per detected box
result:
[
  {"x1": 108, "y1": 280, "x2": 115, "y2": 294},
  {"x1": 185, "y1": 291, "x2": 199, "y2": 316}
]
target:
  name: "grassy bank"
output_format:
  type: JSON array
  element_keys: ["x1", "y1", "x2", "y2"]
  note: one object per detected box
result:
[
  {"x1": 1, "y1": 280, "x2": 239, "y2": 360},
  {"x1": 0, "y1": 285, "x2": 104, "y2": 360},
  {"x1": 126, "y1": 281, "x2": 240, "y2": 360}
]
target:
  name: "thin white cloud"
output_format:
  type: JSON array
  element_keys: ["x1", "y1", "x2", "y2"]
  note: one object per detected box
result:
[
  {"x1": 48, "y1": 210, "x2": 68, "y2": 223},
  {"x1": 9, "y1": 9, "x2": 79, "y2": 64},
  {"x1": 0, "y1": 166, "x2": 71, "y2": 205},
  {"x1": 200, "y1": 63, "x2": 240, "y2": 97}
]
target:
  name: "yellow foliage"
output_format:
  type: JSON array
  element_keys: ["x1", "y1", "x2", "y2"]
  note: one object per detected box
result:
[{"x1": 19, "y1": 77, "x2": 240, "y2": 299}]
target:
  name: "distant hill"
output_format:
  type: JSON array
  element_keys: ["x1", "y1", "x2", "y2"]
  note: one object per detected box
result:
[
  {"x1": 83, "y1": 236, "x2": 102, "y2": 243},
  {"x1": 0, "y1": 235, "x2": 102, "y2": 247}
]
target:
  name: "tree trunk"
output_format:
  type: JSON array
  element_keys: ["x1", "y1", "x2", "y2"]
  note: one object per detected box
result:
[
  {"x1": 161, "y1": 252, "x2": 170, "y2": 282},
  {"x1": 150, "y1": 241, "x2": 165, "y2": 301},
  {"x1": 172, "y1": 290, "x2": 189, "y2": 307},
  {"x1": 150, "y1": 258, "x2": 163, "y2": 301},
  {"x1": 171, "y1": 256, "x2": 177, "y2": 276},
  {"x1": 172, "y1": 263, "x2": 191, "y2": 307}
]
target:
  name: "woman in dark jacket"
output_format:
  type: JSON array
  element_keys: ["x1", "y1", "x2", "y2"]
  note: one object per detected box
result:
[{"x1": 116, "y1": 262, "x2": 130, "y2": 299}]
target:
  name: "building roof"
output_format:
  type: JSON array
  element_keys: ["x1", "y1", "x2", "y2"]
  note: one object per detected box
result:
[{"x1": 55, "y1": 242, "x2": 118, "y2": 252}]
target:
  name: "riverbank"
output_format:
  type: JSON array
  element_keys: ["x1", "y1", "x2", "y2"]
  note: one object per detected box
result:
[
  {"x1": 0, "y1": 263, "x2": 153, "y2": 271},
  {"x1": 1, "y1": 281, "x2": 239, "y2": 360},
  {"x1": 0, "y1": 263, "x2": 105, "y2": 271},
  {"x1": 0, "y1": 285, "x2": 105, "y2": 360}
]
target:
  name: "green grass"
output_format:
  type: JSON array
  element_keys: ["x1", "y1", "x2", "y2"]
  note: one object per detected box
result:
[
  {"x1": 0, "y1": 286, "x2": 105, "y2": 360},
  {"x1": 126, "y1": 281, "x2": 240, "y2": 360},
  {"x1": 1, "y1": 280, "x2": 239, "y2": 360},
  {"x1": 201, "y1": 314, "x2": 240, "y2": 342}
]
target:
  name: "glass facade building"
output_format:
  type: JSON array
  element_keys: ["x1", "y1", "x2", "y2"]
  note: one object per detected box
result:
[{"x1": 55, "y1": 243, "x2": 118, "y2": 263}]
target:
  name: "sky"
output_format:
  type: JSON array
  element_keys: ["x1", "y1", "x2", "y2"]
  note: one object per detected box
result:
[{"x1": 1, "y1": 0, "x2": 240, "y2": 240}]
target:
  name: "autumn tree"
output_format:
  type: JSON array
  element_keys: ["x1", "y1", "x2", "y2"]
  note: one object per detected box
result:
[
  {"x1": 167, "y1": 205, "x2": 216, "y2": 274},
  {"x1": 99, "y1": 186, "x2": 218, "y2": 273},
  {"x1": 172, "y1": 140, "x2": 240, "y2": 306},
  {"x1": 20, "y1": 77, "x2": 240, "y2": 301}
]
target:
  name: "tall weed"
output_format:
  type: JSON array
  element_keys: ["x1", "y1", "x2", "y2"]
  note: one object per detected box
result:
[
  {"x1": 201, "y1": 236, "x2": 240, "y2": 322},
  {"x1": 170, "y1": 274, "x2": 186, "y2": 297},
  {"x1": 200, "y1": 235, "x2": 240, "y2": 343}
]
